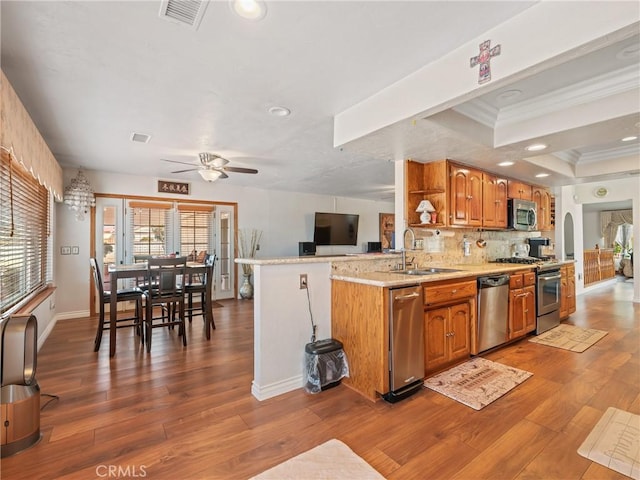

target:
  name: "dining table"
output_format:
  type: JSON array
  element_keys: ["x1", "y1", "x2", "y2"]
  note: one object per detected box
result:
[{"x1": 107, "y1": 261, "x2": 214, "y2": 357}]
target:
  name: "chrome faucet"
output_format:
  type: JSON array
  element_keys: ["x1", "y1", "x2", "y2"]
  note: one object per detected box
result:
[{"x1": 401, "y1": 228, "x2": 416, "y2": 270}]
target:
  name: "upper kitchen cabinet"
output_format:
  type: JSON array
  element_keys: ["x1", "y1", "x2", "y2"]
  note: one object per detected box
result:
[
  {"x1": 449, "y1": 163, "x2": 483, "y2": 227},
  {"x1": 532, "y1": 186, "x2": 553, "y2": 231},
  {"x1": 482, "y1": 173, "x2": 508, "y2": 229},
  {"x1": 405, "y1": 159, "x2": 509, "y2": 229},
  {"x1": 508, "y1": 180, "x2": 532, "y2": 200},
  {"x1": 405, "y1": 160, "x2": 447, "y2": 227}
]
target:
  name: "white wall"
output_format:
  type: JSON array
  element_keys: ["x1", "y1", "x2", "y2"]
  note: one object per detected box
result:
[
  {"x1": 582, "y1": 210, "x2": 603, "y2": 250},
  {"x1": 559, "y1": 176, "x2": 640, "y2": 302},
  {"x1": 54, "y1": 169, "x2": 394, "y2": 318}
]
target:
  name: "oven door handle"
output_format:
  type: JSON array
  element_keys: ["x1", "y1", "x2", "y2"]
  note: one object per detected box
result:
[{"x1": 538, "y1": 273, "x2": 561, "y2": 281}]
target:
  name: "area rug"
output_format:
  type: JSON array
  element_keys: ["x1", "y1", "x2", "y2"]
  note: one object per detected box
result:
[
  {"x1": 528, "y1": 324, "x2": 607, "y2": 352},
  {"x1": 423, "y1": 357, "x2": 532, "y2": 411},
  {"x1": 250, "y1": 439, "x2": 385, "y2": 479},
  {"x1": 578, "y1": 407, "x2": 640, "y2": 479}
]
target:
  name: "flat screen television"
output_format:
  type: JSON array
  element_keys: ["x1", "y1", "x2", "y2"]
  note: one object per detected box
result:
[{"x1": 313, "y1": 212, "x2": 359, "y2": 246}]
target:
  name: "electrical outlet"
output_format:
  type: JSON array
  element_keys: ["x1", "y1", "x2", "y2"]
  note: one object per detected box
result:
[{"x1": 299, "y1": 274, "x2": 308, "y2": 289}]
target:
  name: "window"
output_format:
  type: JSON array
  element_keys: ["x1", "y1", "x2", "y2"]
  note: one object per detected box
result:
[
  {"x1": 0, "y1": 152, "x2": 50, "y2": 315},
  {"x1": 128, "y1": 201, "x2": 173, "y2": 259},
  {"x1": 178, "y1": 205, "x2": 213, "y2": 261},
  {"x1": 94, "y1": 196, "x2": 235, "y2": 308}
]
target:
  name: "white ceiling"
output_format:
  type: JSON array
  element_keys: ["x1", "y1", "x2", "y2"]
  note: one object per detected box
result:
[{"x1": 1, "y1": 1, "x2": 639, "y2": 202}]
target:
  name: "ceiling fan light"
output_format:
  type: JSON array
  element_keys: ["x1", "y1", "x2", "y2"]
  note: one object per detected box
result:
[{"x1": 199, "y1": 169, "x2": 222, "y2": 182}]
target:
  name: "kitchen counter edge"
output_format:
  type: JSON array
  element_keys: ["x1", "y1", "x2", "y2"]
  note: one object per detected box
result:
[{"x1": 330, "y1": 260, "x2": 575, "y2": 288}]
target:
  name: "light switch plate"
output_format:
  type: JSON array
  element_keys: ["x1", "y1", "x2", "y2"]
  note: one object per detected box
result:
[
  {"x1": 71, "y1": 246, "x2": 79, "y2": 255},
  {"x1": 61, "y1": 246, "x2": 71, "y2": 255}
]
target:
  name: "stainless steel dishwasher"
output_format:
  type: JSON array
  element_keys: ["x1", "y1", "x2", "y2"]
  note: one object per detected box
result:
[
  {"x1": 477, "y1": 274, "x2": 510, "y2": 352},
  {"x1": 383, "y1": 285, "x2": 425, "y2": 403}
]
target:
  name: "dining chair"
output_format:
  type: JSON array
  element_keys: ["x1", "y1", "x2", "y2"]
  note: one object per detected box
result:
[
  {"x1": 89, "y1": 257, "x2": 145, "y2": 351},
  {"x1": 184, "y1": 253, "x2": 217, "y2": 338},
  {"x1": 144, "y1": 256, "x2": 188, "y2": 352}
]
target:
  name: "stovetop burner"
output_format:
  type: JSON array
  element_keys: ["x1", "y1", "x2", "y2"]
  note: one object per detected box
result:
[{"x1": 492, "y1": 257, "x2": 540, "y2": 265}]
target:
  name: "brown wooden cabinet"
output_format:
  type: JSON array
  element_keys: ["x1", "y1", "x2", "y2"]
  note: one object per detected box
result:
[
  {"x1": 449, "y1": 163, "x2": 483, "y2": 227},
  {"x1": 508, "y1": 271, "x2": 536, "y2": 339},
  {"x1": 405, "y1": 160, "x2": 447, "y2": 227},
  {"x1": 424, "y1": 278, "x2": 475, "y2": 375},
  {"x1": 331, "y1": 280, "x2": 388, "y2": 401},
  {"x1": 532, "y1": 186, "x2": 553, "y2": 231},
  {"x1": 560, "y1": 263, "x2": 576, "y2": 319},
  {"x1": 425, "y1": 303, "x2": 471, "y2": 373},
  {"x1": 508, "y1": 180, "x2": 532, "y2": 200},
  {"x1": 482, "y1": 173, "x2": 508, "y2": 228}
]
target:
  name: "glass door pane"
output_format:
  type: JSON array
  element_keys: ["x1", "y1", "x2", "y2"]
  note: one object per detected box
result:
[{"x1": 215, "y1": 206, "x2": 234, "y2": 299}]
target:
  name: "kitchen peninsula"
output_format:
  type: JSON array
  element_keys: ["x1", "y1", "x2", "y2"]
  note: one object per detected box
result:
[{"x1": 236, "y1": 254, "x2": 575, "y2": 402}]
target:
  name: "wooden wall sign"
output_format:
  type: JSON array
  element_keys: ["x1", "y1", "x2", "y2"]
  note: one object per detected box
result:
[{"x1": 158, "y1": 180, "x2": 190, "y2": 195}]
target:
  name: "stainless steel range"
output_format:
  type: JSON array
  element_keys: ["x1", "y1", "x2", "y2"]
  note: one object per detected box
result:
[
  {"x1": 491, "y1": 257, "x2": 562, "y2": 335},
  {"x1": 535, "y1": 263, "x2": 561, "y2": 334}
]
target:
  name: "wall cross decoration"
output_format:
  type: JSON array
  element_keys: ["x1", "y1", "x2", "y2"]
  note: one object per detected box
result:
[{"x1": 470, "y1": 40, "x2": 501, "y2": 84}]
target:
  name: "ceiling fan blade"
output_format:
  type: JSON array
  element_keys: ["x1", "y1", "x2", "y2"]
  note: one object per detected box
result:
[
  {"x1": 171, "y1": 168, "x2": 199, "y2": 173},
  {"x1": 223, "y1": 166, "x2": 258, "y2": 174},
  {"x1": 161, "y1": 158, "x2": 198, "y2": 167}
]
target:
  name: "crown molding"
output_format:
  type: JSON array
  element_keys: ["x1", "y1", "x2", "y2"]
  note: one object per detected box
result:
[
  {"x1": 552, "y1": 150, "x2": 581, "y2": 165},
  {"x1": 451, "y1": 100, "x2": 498, "y2": 129},
  {"x1": 578, "y1": 143, "x2": 640, "y2": 164},
  {"x1": 497, "y1": 64, "x2": 640, "y2": 127}
]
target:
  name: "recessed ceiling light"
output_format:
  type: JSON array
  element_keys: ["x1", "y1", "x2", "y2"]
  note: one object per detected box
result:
[
  {"x1": 268, "y1": 106, "x2": 290, "y2": 117},
  {"x1": 535, "y1": 173, "x2": 550, "y2": 178},
  {"x1": 621, "y1": 136, "x2": 638, "y2": 142},
  {"x1": 525, "y1": 143, "x2": 547, "y2": 152},
  {"x1": 229, "y1": 0, "x2": 267, "y2": 20},
  {"x1": 498, "y1": 161, "x2": 515, "y2": 167},
  {"x1": 616, "y1": 42, "x2": 640, "y2": 60},
  {"x1": 496, "y1": 89, "x2": 522, "y2": 102}
]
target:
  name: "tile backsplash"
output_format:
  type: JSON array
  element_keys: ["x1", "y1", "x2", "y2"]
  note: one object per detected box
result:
[{"x1": 331, "y1": 228, "x2": 551, "y2": 275}]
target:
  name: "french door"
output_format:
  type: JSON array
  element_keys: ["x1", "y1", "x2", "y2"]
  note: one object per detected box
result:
[{"x1": 93, "y1": 197, "x2": 236, "y2": 309}]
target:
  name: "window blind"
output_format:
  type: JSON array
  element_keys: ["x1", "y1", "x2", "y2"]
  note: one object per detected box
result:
[
  {"x1": 0, "y1": 151, "x2": 50, "y2": 315},
  {"x1": 179, "y1": 207, "x2": 213, "y2": 261},
  {"x1": 127, "y1": 202, "x2": 174, "y2": 261}
]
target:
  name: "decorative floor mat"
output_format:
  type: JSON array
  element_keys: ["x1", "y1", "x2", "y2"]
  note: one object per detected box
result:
[
  {"x1": 423, "y1": 357, "x2": 532, "y2": 410},
  {"x1": 250, "y1": 439, "x2": 385, "y2": 479},
  {"x1": 578, "y1": 407, "x2": 640, "y2": 479},
  {"x1": 529, "y1": 324, "x2": 607, "y2": 352}
]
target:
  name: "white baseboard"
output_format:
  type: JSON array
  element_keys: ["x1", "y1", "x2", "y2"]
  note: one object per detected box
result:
[
  {"x1": 251, "y1": 375, "x2": 303, "y2": 401},
  {"x1": 37, "y1": 316, "x2": 58, "y2": 351},
  {"x1": 55, "y1": 310, "x2": 90, "y2": 321}
]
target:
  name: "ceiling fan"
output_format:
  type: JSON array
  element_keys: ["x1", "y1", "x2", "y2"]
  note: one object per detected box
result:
[{"x1": 162, "y1": 153, "x2": 258, "y2": 182}]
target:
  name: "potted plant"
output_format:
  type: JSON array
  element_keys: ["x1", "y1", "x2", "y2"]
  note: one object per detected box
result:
[{"x1": 237, "y1": 228, "x2": 262, "y2": 299}]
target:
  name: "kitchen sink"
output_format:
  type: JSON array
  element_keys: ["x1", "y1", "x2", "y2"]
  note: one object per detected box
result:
[{"x1": 394, "y1": 268, "x2": 462, "y2": 275}]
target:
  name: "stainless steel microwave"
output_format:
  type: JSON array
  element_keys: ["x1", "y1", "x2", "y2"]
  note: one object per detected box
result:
[{"x1": 507, "y1": 199, "x2": 537, "y2": 231}]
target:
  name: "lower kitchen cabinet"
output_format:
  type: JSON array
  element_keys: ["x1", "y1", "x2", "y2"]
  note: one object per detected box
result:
[
  {"x1": 424, "y1": 302, "x2": 471, "y2": 374},
  {"x1": 560, "y1": 263, "x2": 576, "y2": 319},
  {"x1": 508, "y1": 271, "x2": 536, "y2": 340},
  {"x1": 508, "y1": 285, "x2": 536, "y2": 339},
  {"x1": 423, "y1": 278, "x2": 476, "y2": 375}
]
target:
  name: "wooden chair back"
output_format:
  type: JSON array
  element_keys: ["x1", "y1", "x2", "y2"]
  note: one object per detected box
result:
[{"x1": 147, "y1": 256, "x2": 187, "y2": 302}]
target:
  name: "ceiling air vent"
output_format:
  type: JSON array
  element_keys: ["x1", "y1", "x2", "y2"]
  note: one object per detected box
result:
[
  {"x1": 159, "y1": 0, "x2": 208, "y2": 30},
  {"x1": 131, "y1": 132, "x2": 151, "y2": 143}
]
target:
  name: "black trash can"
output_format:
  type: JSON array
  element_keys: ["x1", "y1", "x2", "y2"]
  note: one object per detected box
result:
[{"x1": 304, "y1": 338, "x2": 349, "y2": 394}]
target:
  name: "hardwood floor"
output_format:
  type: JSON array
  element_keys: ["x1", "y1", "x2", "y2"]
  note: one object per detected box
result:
[{"x1": 2, "y1": 279, "x2": 638, "y2": 480}]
